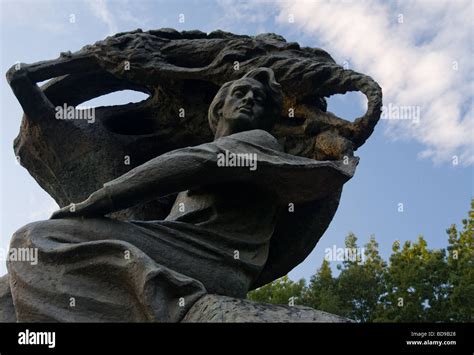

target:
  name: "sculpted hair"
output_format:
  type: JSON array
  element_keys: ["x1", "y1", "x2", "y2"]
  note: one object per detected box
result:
[{"x1": 208, "y1": 67, "x2": 284, "y2": 134}]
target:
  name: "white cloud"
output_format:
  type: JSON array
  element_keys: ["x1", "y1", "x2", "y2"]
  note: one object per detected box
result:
[
  {"x1": 218, "y1": 0, "x2": 473, "y2": 166},
  {"x1": 85, "y1": 0, "x2": 118, "y2": 35},
  {"x1": 274, "y1": 0, "x2": 474, "y2": 165}
]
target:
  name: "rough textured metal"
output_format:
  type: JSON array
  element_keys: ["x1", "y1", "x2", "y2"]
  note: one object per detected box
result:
[
  {"x1": 0, "y1": 276, "x2": 15, "y2": 322},
  {"x1": 6, "y1": 28, "x2": 382, "y2": 289},
  {"x1": 3, "y1": 29, "x2": 382, "y2": 322}
]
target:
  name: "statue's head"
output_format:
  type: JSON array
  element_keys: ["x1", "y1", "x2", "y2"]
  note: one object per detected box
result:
[{"x1": 209, "y1": 68, "x2": 283, "y2": 138}]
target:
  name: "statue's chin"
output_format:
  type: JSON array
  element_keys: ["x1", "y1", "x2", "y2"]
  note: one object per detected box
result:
[
  {"x1": 229, "y1": 113, "x2": 252, "y2": 121},
  {"x1": 227, "y1": 114, "x2": 257, "y2": 128}
]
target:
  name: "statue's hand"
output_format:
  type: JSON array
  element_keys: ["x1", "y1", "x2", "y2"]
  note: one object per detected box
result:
[{"x1": 50, "y1": 189, "x2": 113, "y2": 219}]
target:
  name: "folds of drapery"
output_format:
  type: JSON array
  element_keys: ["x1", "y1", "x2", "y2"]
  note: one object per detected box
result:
[
  {"x1": 8, "y1": 218, "x2": 209, "y2": 322},
  {"x1": 7, "y1": 129, "x2": 358, "y2": 322}
]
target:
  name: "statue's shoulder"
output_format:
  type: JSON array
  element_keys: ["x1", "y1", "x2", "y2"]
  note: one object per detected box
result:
[{"x1": 221, "y1": 129, "x2": 282, "y2": 151}]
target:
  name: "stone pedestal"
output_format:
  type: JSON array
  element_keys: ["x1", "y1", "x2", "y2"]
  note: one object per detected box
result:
[{"x1": 182, "y1": 294, "x2": 353, "y2": 323}]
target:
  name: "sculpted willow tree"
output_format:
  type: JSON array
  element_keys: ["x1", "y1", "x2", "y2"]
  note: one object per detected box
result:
[{"x1": 2, "y1": 29, "x2": 382, "y2": 322}]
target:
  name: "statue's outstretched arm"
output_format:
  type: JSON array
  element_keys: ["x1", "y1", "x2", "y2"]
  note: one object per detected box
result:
[
  {"x1": 50, "y1": 130, "x2": 356, "y2": 219},
  {"x1": 6, "y1": 55, "x2": 100, "y2": 121},
  {"x1": 50, "y1": 143, "x2": 223, "y2": 219}
]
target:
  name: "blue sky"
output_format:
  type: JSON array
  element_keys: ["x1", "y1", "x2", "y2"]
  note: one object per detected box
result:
[{"x1": 0, "y1": 0, "x2": 472, "y2": 281}]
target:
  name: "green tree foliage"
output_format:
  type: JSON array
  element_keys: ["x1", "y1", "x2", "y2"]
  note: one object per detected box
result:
[
  {"x1": 446, "y1": 199, "x2": 474, "y2": 321},
  {"x1": 246, "y1": 199, "x2": 474, "y2": 322},
  {"x1": 376, "y1": 236, "x2": 449, "y2": 322},
  {"x1": 301, "y1": 259, "x2": 341, "y2": 315},
  {"x1": 248, "y1": 275, "x2": 306, "y2": 305},
  {"x1": 337, "y1": 235, "x2": 387, "y2": 322}
]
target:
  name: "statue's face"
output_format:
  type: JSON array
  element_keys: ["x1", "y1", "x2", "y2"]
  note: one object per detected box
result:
[{"x1": 220, "y1": 78, "x2": 268, "y2": 131}]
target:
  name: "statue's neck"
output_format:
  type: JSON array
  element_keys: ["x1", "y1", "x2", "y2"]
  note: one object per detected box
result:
[
  {"x1": 214, "y1": 121, "x2": 252, "y2": 140},
  {"x1": 214, "y1": 125, "x2": 235, "y2": 140}
]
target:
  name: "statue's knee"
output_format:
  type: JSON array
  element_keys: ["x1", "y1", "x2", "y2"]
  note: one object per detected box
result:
[
  {"x1": 8, "y1": 221, "x2": 49, "y2": 273},
  {"x1": 10, "y1": 220, "x2": 49, "y2": 248}
]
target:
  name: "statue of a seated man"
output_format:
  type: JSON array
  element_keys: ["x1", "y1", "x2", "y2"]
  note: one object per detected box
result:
[{"x1": 8, "y1": 68, "x2": 356, "y2": 322}]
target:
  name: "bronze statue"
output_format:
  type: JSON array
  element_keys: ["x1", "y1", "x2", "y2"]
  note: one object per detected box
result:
[{"x1": 2, "y1": 29, "x2": 382, "y2": 322}]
